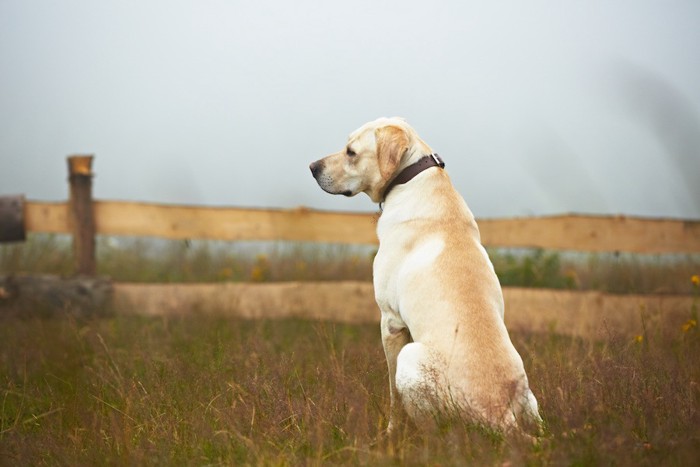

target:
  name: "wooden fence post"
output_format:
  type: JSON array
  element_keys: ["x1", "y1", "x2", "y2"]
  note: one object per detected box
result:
[{"x1": 67, "y1": 155, "x2": 96, "y2": 276}]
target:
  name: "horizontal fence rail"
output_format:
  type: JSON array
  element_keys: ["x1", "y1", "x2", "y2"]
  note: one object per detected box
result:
[
  {"x1": 112, "y1": 281, "x2": 695, "y2": 338},
  {"x1": 25, "y1": 201, "x2": 380, "y2": 245},
  {"x1": 24, "y1": 200, "x2": 700, "y2": 253}
]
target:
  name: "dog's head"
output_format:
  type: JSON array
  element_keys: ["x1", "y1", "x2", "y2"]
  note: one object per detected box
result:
[{"x1": 309, "y1": 117, "x2": 425, "y2": 203}]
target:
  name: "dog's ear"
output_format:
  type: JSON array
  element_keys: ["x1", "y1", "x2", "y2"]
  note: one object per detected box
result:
[{"x1": 375, "y1": 125, "x2": 409, "y2": 180}]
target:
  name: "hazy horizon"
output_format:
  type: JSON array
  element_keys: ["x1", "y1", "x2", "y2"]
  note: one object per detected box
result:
[{"x1": 2, "y1": 0, "x2": 699, "y2": 220}]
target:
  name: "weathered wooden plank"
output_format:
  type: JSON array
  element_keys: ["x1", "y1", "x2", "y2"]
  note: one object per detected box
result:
[
  {"x1": 478, "y1": 215, "x2": 700, "y2": 253},
  {"x1": 93, "y1": 202, "x2": 380, "y2": 244},
  {"x1": 24, "y1": 201, "x2": 68, "y2": 234},
  {"x1": 112, "y1": 282, "x2": 694, "y2": 338},
  {"x1": 501, "y1": 287, "x2": 692, "y2": 338},
  {"x1": 22, "y1": 200, "x2": 700, "y2": 253},
  {"x1": 112, "y1": 281, "x2": 379, "y2": 324}
]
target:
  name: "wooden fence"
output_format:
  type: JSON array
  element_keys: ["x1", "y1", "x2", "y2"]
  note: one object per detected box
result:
[
  {"x1": 23, "y1": 200, "x2": 700, "y2": 254},
  {"x1": 2, "y1": 156, "x2": 699, "y2": 337}
]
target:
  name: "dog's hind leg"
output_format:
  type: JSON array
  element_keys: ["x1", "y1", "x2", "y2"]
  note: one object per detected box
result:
[{"x1": 394, "y1": 342, "x2": 444, "y2": 422}]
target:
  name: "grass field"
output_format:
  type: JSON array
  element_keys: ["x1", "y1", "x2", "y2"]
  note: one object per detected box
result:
[
  {"x1": 2, "y1": 310, "x2": 699, "y2": 465},
  {"x1": 2, "y1": 235, "x2": 699, "y2": 464},
  {"x1": 2, "y1": 234, "x2": 699, "y2": 293}
]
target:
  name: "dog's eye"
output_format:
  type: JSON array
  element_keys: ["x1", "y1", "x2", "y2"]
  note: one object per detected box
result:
[{"x1": 346, "y1": 147, "x2": 356, "y2": 157}]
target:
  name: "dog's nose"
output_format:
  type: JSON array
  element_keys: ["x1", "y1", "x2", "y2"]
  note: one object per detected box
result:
[{"x1": 309, "y1": 160, "x2": 323, "y2": 178}]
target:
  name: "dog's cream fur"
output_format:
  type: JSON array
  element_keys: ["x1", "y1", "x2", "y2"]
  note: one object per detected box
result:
[{"x1": 310, "y1": 117, "x2": 542, "y2": 433}]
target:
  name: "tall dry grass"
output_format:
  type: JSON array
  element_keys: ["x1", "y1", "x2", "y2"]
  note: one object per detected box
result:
[
  {"x1": 2, "y1": 234, "x2": 698, "y2": 293},
  {"x1": 2, "y1": 234, "x2": 699, "y2": 463},
  {"x1": 0, "y1": 235, "x2": 374, "y2": 284},
  {"x1": 1, "y1": 308, "x2": 698, "y2": 465}
]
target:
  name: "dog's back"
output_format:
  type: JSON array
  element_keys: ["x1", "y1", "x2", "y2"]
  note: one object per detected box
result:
[{"x1": 375, "y1": 165, "x2": 541, "y2": 431}]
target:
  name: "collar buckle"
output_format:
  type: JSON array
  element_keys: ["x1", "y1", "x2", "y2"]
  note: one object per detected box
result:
[{"x1": 430, "y1": 153, "x2": 445, "y2": 168}]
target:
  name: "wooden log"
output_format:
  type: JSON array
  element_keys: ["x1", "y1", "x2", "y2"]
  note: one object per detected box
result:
[
  {"x1": 0, "y1": 274, "x2": 113, "y2": 315},
  {"x1": 0, "y1": 195, "x2": 26, "y2": 243},
  {"x1": 67, "y1": 156, "x2": 96, "y2": 275}
]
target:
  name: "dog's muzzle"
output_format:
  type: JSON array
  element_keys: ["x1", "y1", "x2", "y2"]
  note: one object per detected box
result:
[{"x1": 309, "y1": 160, "x2": 352, "y2": 196}]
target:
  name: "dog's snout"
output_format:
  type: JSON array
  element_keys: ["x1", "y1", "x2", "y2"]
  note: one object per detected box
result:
[{"x1": 309, "y1": 160, "x2": 324, "y2": 178}]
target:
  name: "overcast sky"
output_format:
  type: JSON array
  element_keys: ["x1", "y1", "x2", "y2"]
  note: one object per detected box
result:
[{"x1": 1, "y1": 0, "x2": 699, "y2": 219}]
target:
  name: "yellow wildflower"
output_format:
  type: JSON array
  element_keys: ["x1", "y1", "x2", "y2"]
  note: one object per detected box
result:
[
  {"x1": 682, "y1": 319, "x2": 697, "y2": 333},
  {"x1": 634, "y1": 335, "x2": 644, "y2": 343},
  {"x1": 250, "y1": 266, "x2": 266, "y2": 282},
  {"x1": 692, "y1": 275, "x2": 700, "y2": 287},
  {"x1": 250, "y1": 255, "x2": 270, "y2": 282}
]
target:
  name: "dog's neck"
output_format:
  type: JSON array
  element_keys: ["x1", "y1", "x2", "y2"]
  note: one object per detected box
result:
[{"x1": 380, "y1": 153, "x2": 445, "y2": 209}]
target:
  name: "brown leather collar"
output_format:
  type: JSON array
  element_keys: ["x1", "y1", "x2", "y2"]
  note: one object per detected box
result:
[{"x1": 381, "y1": 153, "x2": 445, "y2": 207}]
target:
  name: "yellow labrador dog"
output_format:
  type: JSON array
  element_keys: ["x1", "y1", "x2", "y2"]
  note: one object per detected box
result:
[{"x1": 309, "y1": 117, "x2": 542, "y2": 434}]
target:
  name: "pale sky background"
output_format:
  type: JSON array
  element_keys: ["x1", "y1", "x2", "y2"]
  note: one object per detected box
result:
[{"x1": 1, "y1": 0, "x2": 699, "y2": 219}]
